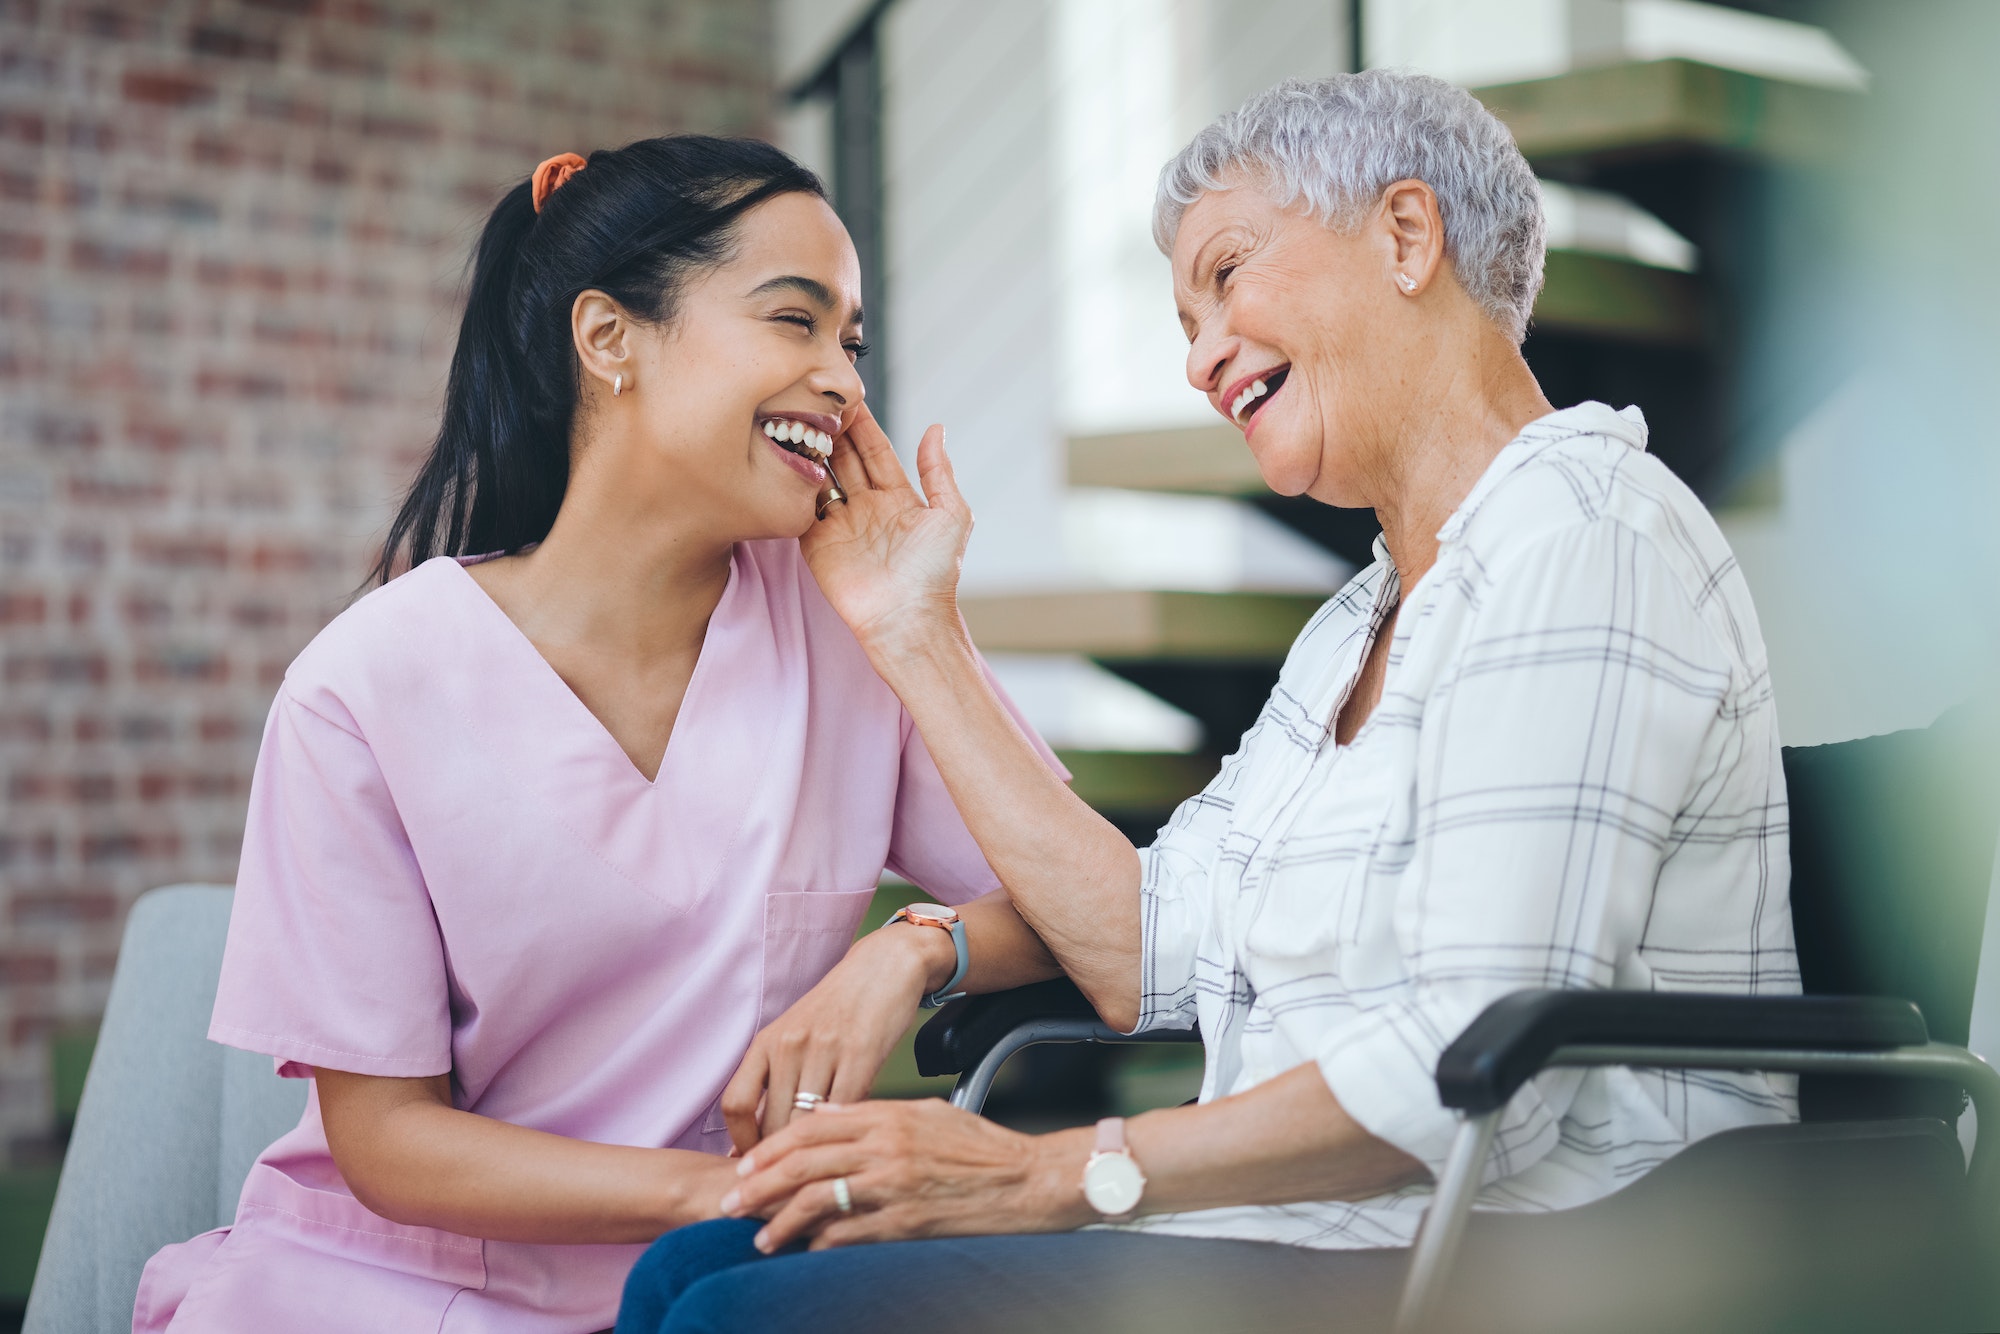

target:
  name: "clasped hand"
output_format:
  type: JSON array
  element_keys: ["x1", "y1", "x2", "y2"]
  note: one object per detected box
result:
[{"x1": 719, "y1": 1098, "x2": 1081, "y2": 1253}]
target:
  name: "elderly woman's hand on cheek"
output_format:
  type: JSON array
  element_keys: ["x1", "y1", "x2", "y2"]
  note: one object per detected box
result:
[{"x1": 718, "y1": 1099, "x2": 1095, "y2": 1253}]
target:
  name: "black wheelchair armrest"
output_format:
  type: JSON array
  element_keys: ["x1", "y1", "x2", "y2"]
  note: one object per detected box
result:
[
  {"x1": 1436, "y1": 990, "x2": 1930, "y2": 1114},
  {"x1": 914, "y1": 978, "x2": 1199, "y2": 1080}
]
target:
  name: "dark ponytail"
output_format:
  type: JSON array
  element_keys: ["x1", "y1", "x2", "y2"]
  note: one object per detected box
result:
[{"x1": 371, "y1": 136, "x2": 828, "y2": 585}]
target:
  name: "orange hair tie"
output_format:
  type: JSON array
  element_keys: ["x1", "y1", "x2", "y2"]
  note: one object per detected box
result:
[{"x1": 530, "y1": 152, "x2": 587, "y2": 213}]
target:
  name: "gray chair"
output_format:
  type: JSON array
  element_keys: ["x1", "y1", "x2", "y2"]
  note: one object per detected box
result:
[{"x1": 23, "y1": 885, "x2": 308, "y2": 1334}]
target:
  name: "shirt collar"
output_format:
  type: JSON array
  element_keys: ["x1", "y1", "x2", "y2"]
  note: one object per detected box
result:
[{"x1": 1434, "y1": 401, "x2": 1648, "y2": 546}]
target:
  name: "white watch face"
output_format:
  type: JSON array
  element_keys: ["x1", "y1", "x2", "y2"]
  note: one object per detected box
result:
[
  {"x1": 1083, "y1": 1151, "x2": 1146, "y2": 1216},
  {"x1": 905, "y1": 904, "x2": 957, "y2": 924}
]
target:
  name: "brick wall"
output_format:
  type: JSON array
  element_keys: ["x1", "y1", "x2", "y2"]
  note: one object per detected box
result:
[{"x1": 0, "y1": 0, "x2": 772, "y2": 1159}]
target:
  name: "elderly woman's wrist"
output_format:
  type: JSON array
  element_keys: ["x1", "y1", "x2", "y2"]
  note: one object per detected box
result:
[
  {"x1": 1024, "y1": 1128, "x2": 1100, "y2": 1231},
  {"x1": 855, "y1": 595, "x2": 966, "y2": 672}
]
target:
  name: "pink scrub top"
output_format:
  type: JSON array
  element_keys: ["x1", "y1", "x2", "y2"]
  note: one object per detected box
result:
[{"x1": 134, "y1": 543, "x2": 1062, "y2": 1334}]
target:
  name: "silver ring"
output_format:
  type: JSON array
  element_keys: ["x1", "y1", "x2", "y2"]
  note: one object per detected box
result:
[
  {"x1": 832, "y1": 1176, "x2": 853, "y2": 1214},
  {"x1": 792, "y1": 1091, "x2": 825, "y2": 1113}
]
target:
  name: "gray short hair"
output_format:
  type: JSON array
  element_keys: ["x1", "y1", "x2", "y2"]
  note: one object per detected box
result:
[{"x1": 1154, "y1": 71, "x2": 1546, "y2": 343}]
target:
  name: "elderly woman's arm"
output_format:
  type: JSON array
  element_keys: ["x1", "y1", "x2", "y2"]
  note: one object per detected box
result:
[
  {"x1": 802, "y1": 406, "x2": 1145, "y2": 1027},
  {"x1": 725, "y1": 1064, "x2": 1424, "y2": 1252}
]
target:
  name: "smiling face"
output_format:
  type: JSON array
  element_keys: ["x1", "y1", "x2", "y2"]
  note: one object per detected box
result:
[
  {"x1": 1171, "y1": 180, "x2": 1434, "y2": 508},
  {"x1": 571, "y1": 191, "x2": 867, "y2": 541}
]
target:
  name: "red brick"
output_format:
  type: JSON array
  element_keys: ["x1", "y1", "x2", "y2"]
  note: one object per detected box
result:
[
  {"x1": 0, "y1": 951, "x2": 59, "y2": 985},
  {"x1": 5, "y1": 652, "x2": 108, "y2": 686},
  {"x1": 70, "y1": 238, "x2": 170, "y2": 279},
  {"x1": 122, "y1": 592, "x2": 172, "y2": 626},
  {"x1": 0, "y1": 111, "x2": 45, "y2": 145},
  {"x1": 68, "y1": 471, "x2": 170, "y2": 506},
  {"x1": 135, "y1": 649, "x2": 230, "y2": 683},
  {"x1": 117, "y1": 714, "x2": 173, "y2": 743},
  {"x1": 121, "y1": 68, "x2": 217, "y2": 108},
  {"x1": 0, "y1": 592, "x2": 46, "y2": 626},
  {"x1": 133, "y1": 534, "x2": 228, "y2": 570},
  {"x1": 0, "y1": 710, "x2": 53, "y2": 743},
  {"x1": 189, "y1": 134, "x2": 243, "y2": 167},
  {"x1": 195, "y1": 368, "x2": 286, "y2": 400},
  {"x1": 0, "y1": 230, "x2": 47, "y2": 262},
  {"x1": 189, "y1": 24, "x2": 281, "y2": 61},
  {"x1": 26, "y1": 412, "x2": 101, "y2": 450},
  {"x1": 64, "y1": 120, "x2": 117, "y2": 152},
  {"x1": 79, "y1": 828, "x2": 183, "y2": 864},
  {"x1": 244, "y1": 90, "x2": 329, "y2": 127},
  {"x1": 355, "y1": 112, "x2": 438, "y2": 144},
  {"x1": 197, "y1": 714, "x2": 244, "y2": 742}
]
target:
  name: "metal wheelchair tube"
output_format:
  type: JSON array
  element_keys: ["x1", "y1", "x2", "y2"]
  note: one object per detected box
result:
[
  {"x1": 1392, "y1": 1109, "x2": 1501, "y2": 1334},
  {"x1": 948, "y1": 1017, "x2": 1126, "y2": 1112},
  {"x1": 1391, "y1": 1040, "x2": 2000, "y2": 1333}
]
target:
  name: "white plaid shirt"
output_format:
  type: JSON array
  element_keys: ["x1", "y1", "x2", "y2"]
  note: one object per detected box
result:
[{"x1": 1119, "y1": 402, "x2": 1798, "y2": 1250}]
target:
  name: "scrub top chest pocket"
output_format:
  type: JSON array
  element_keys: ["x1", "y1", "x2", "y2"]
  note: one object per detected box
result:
[{"x1": 758, "y1": 887, "x2": 880, "y2": 1029}]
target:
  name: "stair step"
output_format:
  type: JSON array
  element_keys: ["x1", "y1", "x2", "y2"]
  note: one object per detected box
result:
[
  {"x1": 1475, "y1": 57, "x2": 1857, "y2": 167},
  {"x1": 961, "y1": 589, "x2": 1322, "y2": 660},
  {"x1": 1537, "y1": 250, "x2": 1702, "y2": 344},
  {"x1": 1069, "y1": 424, "x2": 1262, "y2": 495}
]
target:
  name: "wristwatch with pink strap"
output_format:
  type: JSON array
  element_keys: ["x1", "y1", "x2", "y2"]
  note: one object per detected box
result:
[{"x1": 1081, "y1": 1116, "x2": 1148, "y2": 1217}]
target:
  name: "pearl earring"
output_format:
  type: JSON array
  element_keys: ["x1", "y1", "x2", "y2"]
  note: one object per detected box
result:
[
  {"x1": 613, "y1": 373, "x2": 623, "y2": 397},
  {"x1": 1396, "y1": 273, "x2": 1418, "y2": 294}
]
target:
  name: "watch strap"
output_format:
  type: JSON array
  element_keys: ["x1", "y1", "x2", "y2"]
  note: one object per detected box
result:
[
  {"x1": 922, "y1": 918, "x2": 969, "y2": 1008},
  {"x1": 1095, "y1": 1116, "x2": 1127, "y2": 1155}
]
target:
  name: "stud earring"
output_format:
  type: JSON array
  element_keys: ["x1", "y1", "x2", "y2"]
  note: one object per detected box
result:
[
  {"x1": 613, "y1": 373, "x2": 623, "y2": 397},
  {"x1": 1396, "y1": 273, "x2": 1418, "y2": 294}
]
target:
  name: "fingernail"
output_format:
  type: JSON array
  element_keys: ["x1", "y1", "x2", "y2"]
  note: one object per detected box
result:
[
  {"x1": 719, "y1": 1190, "x2": 741, "y2": 1215},
  {"x1": 736, "y1": 1154, "x2": 756, "y2": 1176},
  {"x1": 754, "y1": 1230, "x2": 773, "y2": 1254}
]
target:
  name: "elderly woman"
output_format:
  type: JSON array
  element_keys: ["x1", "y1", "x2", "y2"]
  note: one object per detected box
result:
[{"x1": 616, "y1": 70, "x2": 1797, "y2": 1334}]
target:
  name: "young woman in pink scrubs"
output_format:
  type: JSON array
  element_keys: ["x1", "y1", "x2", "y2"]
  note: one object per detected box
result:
[{"x1": 132, "y1": 138, "x2": 1067, "y2": 1334}]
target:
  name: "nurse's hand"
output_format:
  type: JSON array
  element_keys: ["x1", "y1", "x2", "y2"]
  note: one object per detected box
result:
[
  {"x1": 719, "y1": 1099, "x2": 1092, "y2": 1252},
  {"x1": 800, "y1": 403, "x2": 969, "y2": 661},
  {"x1": 721, "y1": 924, "x2": 952, "y2": 1152}
]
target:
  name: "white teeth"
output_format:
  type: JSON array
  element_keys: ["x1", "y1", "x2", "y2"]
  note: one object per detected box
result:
[
  {"x1": 762, "y1": 420, "x2": 834, "y2": 455},
  {"x1": 1230, "y1": 378, "x2": 1270, "y2": 423}
]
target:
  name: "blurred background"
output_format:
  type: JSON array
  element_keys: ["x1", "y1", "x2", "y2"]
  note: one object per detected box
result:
[{"x1": 1, "y1": 0, "x2": 1996, "y2": 1312}]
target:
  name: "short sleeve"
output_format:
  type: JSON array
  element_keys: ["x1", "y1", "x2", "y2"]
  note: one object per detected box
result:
[
  {"x1": 209, "y1": 688, "x2": 452, "y2": 1080},
  {"x1": 884, "y1": 655, "x2": 1069, "y2": 906}
]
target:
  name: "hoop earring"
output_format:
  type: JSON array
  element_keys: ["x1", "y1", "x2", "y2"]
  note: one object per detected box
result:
[
  {"x1": 613, "y1": 373, "x2": 623, "y2": 397},
  {"x1": 1396, "y1": 273, "x2": 1418, "y2": 294}
]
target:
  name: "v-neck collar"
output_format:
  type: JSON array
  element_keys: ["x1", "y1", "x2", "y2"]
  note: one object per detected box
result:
[
  {"x1": 423, "y1": 546, "x2": 787, "y2": 914},
  {"x1": 444, "y1": 550, "x2": 741, "y2": 790}
]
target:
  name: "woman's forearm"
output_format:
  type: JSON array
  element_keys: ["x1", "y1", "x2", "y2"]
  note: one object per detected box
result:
[
  {"x1": 315, "y1": 1069, "x2": 736, "y2": 1243},
  {"x1": 867, "y1": 608, "x2": 1144, "y2": 1026},
  {"x1": 1020, "y1": 1064, "x2": 1427, "y2": 1229},
  {"x1": 890, "y1": 889, "x2": 1065, "y2": 999}
]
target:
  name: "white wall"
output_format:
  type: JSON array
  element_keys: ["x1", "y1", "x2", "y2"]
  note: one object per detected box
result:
[{"x1": 880, "y1": 0, "x2": 1069, "y2": 590}]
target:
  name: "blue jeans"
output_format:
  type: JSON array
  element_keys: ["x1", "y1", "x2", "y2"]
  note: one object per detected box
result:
[{"x1": 614, "y1": 1219, "x2": 1407, "y2": 1334}]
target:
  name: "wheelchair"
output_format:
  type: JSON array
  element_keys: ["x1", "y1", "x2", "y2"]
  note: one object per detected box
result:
[{"x1": 917, "y1": 704, "x2": 2000, "y2": 1333}]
